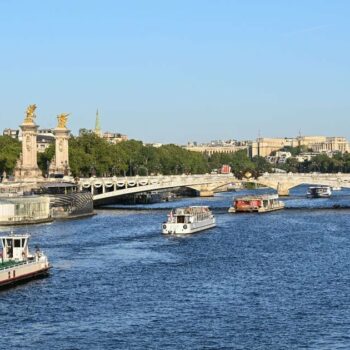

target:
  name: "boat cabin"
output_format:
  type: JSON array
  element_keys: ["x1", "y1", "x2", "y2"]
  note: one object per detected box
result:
[
  {"x1": 170, "y1": 208, "x2": 190, "y2": 224},
  {"x1": 170, "y1": 206, "x2": 211, "y2": 224},
  {"x1": 233, "y1": 194, "x2": 283, "y2": 212},
  {"x1": 0, "y1": 234, "x2": 30, "y2": 262}
]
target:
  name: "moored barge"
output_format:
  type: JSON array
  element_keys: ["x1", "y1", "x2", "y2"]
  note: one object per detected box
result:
[
  {"x1": 0, "y1": 233, "x2": 51, "y2": 289},
  {"x1": 228, "y1": 194, "x2": 285, "y2": 213}
]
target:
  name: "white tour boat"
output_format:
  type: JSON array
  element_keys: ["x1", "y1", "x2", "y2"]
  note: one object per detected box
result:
[
  {"x1": 0, "y1": 233, "x2": 51, "y2": 289},
  {"x1": 307, "y1": 186, "x2": 332, "y2": 198},
  {"x1": 162, "y1": 206, "x2": 216, "y2": 235}
]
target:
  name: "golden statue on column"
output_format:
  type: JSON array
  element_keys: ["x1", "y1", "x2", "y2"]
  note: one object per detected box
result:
[
  {"x1": 24, "y1": 104, "x2": 37, "y2": 124},
  {"x1": 57, "y1": 113, "x2": 70, "y2": 129}
]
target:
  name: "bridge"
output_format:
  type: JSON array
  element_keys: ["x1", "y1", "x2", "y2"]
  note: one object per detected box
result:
[
  {"x1": 255, "y1": 172, "x2": 350, "y2": 195},
  {"x1": 78, "y1": 172, "x2": 350, "y2": 205},
  {"x1": 78, "y1": 174, "x2": 237, "y2": 206}
]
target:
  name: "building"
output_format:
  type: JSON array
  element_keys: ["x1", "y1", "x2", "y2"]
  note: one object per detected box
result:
[
  {"x1": 251, "y1": 138, "x2": 296, "y2": 157},
  {"x1": 36, "y1": 129, "x2": 55, "y2": 153},
  {"x1": 251, "y1": 136, "x2": 350, "y2": 157},
  {"x1": 103, "y1": 131, "x2": 128, "y2": 144},
  {"x1": 309, "y1": 137, "x2": 349, "y2": 154},
  {"x1": 3, "y1": 127, "x2": 56, "y2": 152},
  {"x1": 37, "y1": 134, "x2": 55, "y2": 153},
  {"x1": 0, "y1": 196, "x2": 51, "y2": 225},
  {"x1": 185, "y1": 145, "x2": 248, "y2": 156},
  {"x1": 266, "y1": 151, "x2": 292, "y2": 164},
  {"x1": 185, "y1": 139, "x2": 249, "y2": 156},
  {"x1": 3, "y1": 128, "x2": 21, "y2": 140}
]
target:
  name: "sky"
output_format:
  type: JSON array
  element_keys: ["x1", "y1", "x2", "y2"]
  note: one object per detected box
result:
[{"x1": 0, "y1": 0, "x2": 349, "y2": 144}]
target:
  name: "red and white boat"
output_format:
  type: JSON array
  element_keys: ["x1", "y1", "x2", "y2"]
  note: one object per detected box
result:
[
  {"x1": 228, "y1": 194, "x2": 284, "y2": 213},
  {"x1": 0, "y1": 233, "x2": 51, "y2": 289}
]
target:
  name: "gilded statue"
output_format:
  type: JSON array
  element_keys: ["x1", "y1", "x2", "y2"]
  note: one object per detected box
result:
[
  {"x1": 57, "y1": 113, "x2": 70, "y2": 128},
  {"x1": 24, "y1": 104, "x2": 37, "y2": 123}
]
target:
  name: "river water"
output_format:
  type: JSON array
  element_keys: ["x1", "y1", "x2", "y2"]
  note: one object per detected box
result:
[{"x1": 1, "y1": 186, "x2": 350, "y2": 349}]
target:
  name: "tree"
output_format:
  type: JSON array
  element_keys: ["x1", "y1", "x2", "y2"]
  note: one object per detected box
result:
[{"x1": 0, "y1": 136, "x2": 21, "y2": 175}]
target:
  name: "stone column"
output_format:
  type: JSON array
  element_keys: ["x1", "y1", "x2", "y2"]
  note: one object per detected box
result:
[
  {"x1": 14, "y1": 104, "x2": 43, "y2": 181},
  {"x1": 51, "y1": 113, "x2": 71, "y2": 175}
]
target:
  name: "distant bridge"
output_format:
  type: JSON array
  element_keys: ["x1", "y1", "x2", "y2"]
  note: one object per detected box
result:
[
  {"x1": 78, "y1": 174, "x2": 237, "y2": 206},
  {"x1": 254, "y1": 173, "x2": 350, "y2": 195}
]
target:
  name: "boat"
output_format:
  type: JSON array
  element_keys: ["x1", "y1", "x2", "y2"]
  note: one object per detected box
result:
[
  {"x1": 162, "y1": 206, "x2": 216, "y2": 235},
  {"x1": 228, "y1": 194, "x2": 285, "y2": 213},
  {"x1": 332, "y1": 186, "x2": 341, "y2": 191},
  {"x1": 0, "y1": 233, "x2": 51, "y2": 289},
  {"x1": 307, "y1": 186, "x2": 332, "y2": 198}
]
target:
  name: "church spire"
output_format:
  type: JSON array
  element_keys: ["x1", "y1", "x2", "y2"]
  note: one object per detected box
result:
[{"x1": 94, "y1": 109, "x2": 102, "y2": 137}]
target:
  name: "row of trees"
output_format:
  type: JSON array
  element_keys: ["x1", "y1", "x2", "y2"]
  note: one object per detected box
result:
[
  {"x1": 2, "y1": 133, "x2": 350, "y2": 178},
  {"x1": 40, "y1": 134, "x2": 273, "y2": 178},
  {"x1": 281, "y1": 153, "x2": 350, "y2": 173},
  {"x1": 0, "y1": 134, "x2": 270, "y2": 178}
]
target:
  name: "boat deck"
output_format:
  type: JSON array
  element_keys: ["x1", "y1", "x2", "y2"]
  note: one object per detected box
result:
[{"x1": 0, "y1": 260, "x2": 22, "y2": 270}]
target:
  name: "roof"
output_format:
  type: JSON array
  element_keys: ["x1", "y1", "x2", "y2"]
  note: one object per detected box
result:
[{"x1": 234, "y1": 194, "x2": 279, "y2": 200}]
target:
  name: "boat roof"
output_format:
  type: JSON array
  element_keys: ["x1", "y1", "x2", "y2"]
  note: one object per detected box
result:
[
  {"x1": 308, "y1": 186, "x2": 330, "y2": 189},
  {"x1": 234, "y1": 194, "x2": 279, "y2": 200},
  {"x1": 0, "y1": 233, "x2": 30, "y2": 239},
  {"x1": 173, "y1": 206, "x2": 210, "y2": 214},
  {"x1": 175, "y1": 206, "x2": 209, "y2": 209}
]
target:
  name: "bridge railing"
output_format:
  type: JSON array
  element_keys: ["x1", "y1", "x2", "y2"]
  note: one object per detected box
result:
[{"x1": 77, "y1": 174, "x2": 237, "y2": 195}]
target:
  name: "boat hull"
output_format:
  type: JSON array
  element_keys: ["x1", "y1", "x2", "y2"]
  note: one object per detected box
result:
[
  {"x1": 162, "y1": 218, "x2": 216, "y2": 235},
  {"x1": 307, "y1": 193, "x2": 331, "y2": 198},
  {"x1": 0, "y1": 261, "x2": 51, "y2": 289}
]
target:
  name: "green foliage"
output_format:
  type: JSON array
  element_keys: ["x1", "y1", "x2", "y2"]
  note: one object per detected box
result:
[
  {"x1": 4, "y1": 132, "x2": 349, "y2": 178},
  {"x1": 279, "y1": 152, "x2": 350, "y2": 173},
  {"x1": 38, "y1": 144, "x2": 55, "y2": 175},
  {"x1": 0, "y1": 136, "x2": 21, "y2": 175},
  {"x1": 252, "y1": 156, "x2": 272, "y2": 176},
  {"x1": 207, "y1": 150, "x2": 271, "y2": 178},
  {"x1": 66, "y1": 134, "x2": 210, "y2": 177},
  {"x1": 271, "y1": 145, "x2": 308, "y2": 156}
]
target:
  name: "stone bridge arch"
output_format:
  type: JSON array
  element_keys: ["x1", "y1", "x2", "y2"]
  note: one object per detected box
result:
[{"x1": 254, "y1": 173, "x2": 350, "y2": 196}]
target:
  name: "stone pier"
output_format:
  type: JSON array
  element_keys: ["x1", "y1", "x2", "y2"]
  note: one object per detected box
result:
[{"x1": 277, "y1": 182, "x2": 290, "y2": 196}]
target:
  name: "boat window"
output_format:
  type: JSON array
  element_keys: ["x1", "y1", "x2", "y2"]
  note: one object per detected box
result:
[
  {"x1": 14, "y1": 239, "x2": 21, "y2": 248},
  {"x1": 177, "y1": 216, "x2": 185, "y2": 223},
  {"x1": 6, "y1": 239, "x2": 12, "y2": 247}
]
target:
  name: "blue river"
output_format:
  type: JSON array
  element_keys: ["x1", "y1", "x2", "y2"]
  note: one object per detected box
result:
[{"x1": 1, "y1": 185, "x2": 350, "y2": 349}]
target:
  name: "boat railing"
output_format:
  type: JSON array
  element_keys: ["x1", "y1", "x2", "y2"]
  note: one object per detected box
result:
[{"x1": 0, "y1": 258, "x2": 40, "y2": 271}]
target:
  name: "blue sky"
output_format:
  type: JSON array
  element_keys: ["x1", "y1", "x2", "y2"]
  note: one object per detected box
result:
[{"x1": 0, "y1": 0, "x2": 349, "y2": 143}]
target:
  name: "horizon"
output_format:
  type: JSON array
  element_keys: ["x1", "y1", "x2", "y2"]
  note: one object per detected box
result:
[{"x1": 1, "y1": 1, "x2": 349, "y2": 143}]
